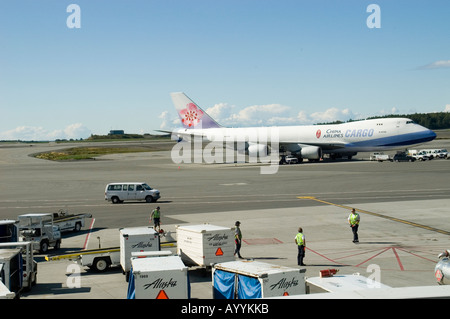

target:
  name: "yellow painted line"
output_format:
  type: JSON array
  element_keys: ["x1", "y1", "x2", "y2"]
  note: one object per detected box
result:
[{"x1": 297, "y1": 196, "x2": 450, "y2": 236}]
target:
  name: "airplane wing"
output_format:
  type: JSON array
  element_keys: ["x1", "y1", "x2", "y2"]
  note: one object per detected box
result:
[{"x1": 280, "y1": 142, "x2": 347, "y2": 151}]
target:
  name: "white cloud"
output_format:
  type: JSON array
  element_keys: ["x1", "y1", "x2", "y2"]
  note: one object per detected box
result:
[
  {"x1": 0, "y1": 123, "x2": 91, "y2": 141},
  {"x1": 160, "y1": 102, "x2": 363, "y2": 129},
  {"x1": 419, "y1": 60, "x2": 450, "y2": 70},
  {"x1": 158, "y1": 111, "x2": 170, "y2": 130},
  {"x1": 445, "y1": 104, "x2": 450, "y2": 112}
]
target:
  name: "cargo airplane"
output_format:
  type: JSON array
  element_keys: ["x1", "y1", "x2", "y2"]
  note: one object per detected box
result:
[{"x1": 168, "y1": 92, "x2": 436, "y2": 162}]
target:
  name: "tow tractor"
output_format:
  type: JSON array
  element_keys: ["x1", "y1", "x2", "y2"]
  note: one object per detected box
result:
[{"x1": 18, "y1": 213, "x2": 62, "y2": 254}]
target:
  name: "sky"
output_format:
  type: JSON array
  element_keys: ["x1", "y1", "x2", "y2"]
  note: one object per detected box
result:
[{"x1": 0, "y1": 0, "x2": 449, "y2": 141}]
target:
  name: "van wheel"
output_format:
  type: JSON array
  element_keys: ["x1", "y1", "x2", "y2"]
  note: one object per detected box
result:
[
  {"x1": 145, "y1": 196, "x2": 154, "y2": 203},
  {"x1": 74, "y1": 222, "x2": 82, "y2": 232},
  {"x1": 112, "y1": 197, "x2": 120, "y2": 204}
]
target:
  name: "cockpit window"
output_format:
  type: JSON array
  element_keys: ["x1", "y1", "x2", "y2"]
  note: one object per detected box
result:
[{"x1": 406, "y1": 120, "x2": 415, "y2": 124}]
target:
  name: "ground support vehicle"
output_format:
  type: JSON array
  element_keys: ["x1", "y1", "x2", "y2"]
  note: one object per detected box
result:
[
  {"x1": 46, "y1": 245, "x2": 174, "y2": 272},
  {"x1": 52, "y1": 211, "x2": 92, "y2": 232},
  {"x1": 370, "y1": 152, "x2": 392, "y2": 162},
  {"x1": 435, "y1": 250, "x2": 450, "y2": 285},
  {"x1": 46, "y1": 247, "x2": 120, "y2": 272},
  {"x1": 18, "y1": 213, "x2": 62, "y2": 254},
  {"x1": 412, "y1": 151, "x2": 430, "y2": 161},
  {"x1": 393, "y1": 152, "x2": 416, "y2": 162},
  {"x1": 105, "y1": 182, "x2": 161, "y2": 204},
  {"x1": 0, "y1": 248, "x2": 23, "y2": 298},
  {"x1": 0, "y1": 242, "x2": 37, "y2": 291},
  {"x1": 0, "y1": 220, "x2": 19, "y2": 243}
]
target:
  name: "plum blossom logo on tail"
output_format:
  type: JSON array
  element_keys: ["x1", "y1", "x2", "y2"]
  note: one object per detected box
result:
[{"x1": 179, "y1": 103, "x2": 204, "y2": 128}]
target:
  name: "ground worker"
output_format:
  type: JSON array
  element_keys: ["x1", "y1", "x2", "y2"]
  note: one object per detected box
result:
[
  {"x1": 234, "y1": 221, "x2": 243, "y2": 259},
  {"x1": 348, "y1": 208, "x2": 360, "y2": 243},
  {"x1": 150, "y1": 206, "x2": 161, "y2": 232},
  {"x1": 295, "y1": 227, "x2": 306, "y2": 266}
]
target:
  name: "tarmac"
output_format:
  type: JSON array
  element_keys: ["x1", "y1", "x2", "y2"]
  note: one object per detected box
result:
[{"x1": 0, "y1": 136, "x2": 450, "y2": 300}]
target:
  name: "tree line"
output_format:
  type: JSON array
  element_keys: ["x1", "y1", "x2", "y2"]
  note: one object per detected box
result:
[
  {"x1": 368, "y1": 112, "x2": 450, "y2": 130},
  {"x1": 318, "y1": 112, "x2": 450, "y2": 130}
]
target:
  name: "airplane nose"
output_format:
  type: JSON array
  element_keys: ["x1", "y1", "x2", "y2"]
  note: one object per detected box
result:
[{"x1": 425, "y1": 129, "x2": 437, "y2": 142}]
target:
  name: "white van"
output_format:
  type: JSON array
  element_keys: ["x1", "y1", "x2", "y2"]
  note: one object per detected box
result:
[{"x1": 105, "y1": 182, "x2": 160, "y2": 204}]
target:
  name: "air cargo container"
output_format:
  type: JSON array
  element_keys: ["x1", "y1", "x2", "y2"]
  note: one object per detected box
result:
[
  {"x1": 119, "y1": 226, "x2": 160, "y2": 281},
  {"x1": 0, "y1": 249, "x2": 23, "y2": 297},
  {"x1": 212, "y1": 260, "x2": 306, "y2": 299},
  {"x1": 176, "y1": 224, "x2": 234, "y2": 267},
  {"x1": 127, "y1": 255, "x2": 189, "y2": 299}
]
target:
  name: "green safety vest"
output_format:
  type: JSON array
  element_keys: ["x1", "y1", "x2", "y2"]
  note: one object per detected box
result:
[
  {"x1": 349, "y1": 213, "x2": 359, "y2": 225},
  {"x1": 295, "y1": 232, "x2": 304, "y2": 246},
  {"x1": 152, "y1": 209, "x2": 160, "y2": 218}
]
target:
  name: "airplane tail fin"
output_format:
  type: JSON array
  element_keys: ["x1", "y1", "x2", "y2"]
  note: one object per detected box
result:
[{"x1": 170, "y1": 92, "x2": 222, "y2": 129}]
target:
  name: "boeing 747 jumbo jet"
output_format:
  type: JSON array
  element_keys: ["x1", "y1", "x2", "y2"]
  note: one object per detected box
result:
[{"x1": 169, "y1": 92, "x2": 436, "y2": 163}]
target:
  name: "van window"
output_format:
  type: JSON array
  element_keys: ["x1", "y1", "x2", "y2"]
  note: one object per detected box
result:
[
  {"x1": 108, "y1": 185, "x2": 122, "y2": 191},
  {"x1": 136, "y1": 185, "x2": 143, "y2": 191},
  {"x1": 142, "y1": 183, "x2": 152, "y2": 190},
  {"x1": 128, "y1": 185, "x2": 135, "y2": 191},
  {"x1": 123, "y1": 185, "x2": 127, "y2": 191}
]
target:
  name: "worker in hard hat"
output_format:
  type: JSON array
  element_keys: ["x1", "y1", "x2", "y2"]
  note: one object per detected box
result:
[
  {"x1": 234, "y1": 221, "x2": 243, "y2": 259},
  {"x1": 348, "y1": 208, "x2": 360, "y2": 243},
  {"x1": 295, "y1": 227, "x2": 306, "y2": 266}
]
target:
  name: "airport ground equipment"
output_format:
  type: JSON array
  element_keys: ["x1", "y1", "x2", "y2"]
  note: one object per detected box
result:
[
  {"x1": 120, "y1": 226, "x2": 160, "y2": 281},
  {"x1": 105, "y1": 182, "x2": 161, "y2": 204},
  {"x1": 176, "y1": 224, "x2": 234, "y2": 268},
  {"x1": 435, "y1": 250, "x2": 450, "y2": 285},
  {"x1": 369, "y1": 152, "x2": 392, "y2": 162},
  {"x1": 52, "y1": 210, "x2": 92, "y2": 232},
  {"x1": 127, "y1": 255, "x2": 189, "y2": 299},
  {"x1": 46, "y1": 247, "x2": 121, "y2": 272},
  {"x1": 18, "y1": 213, "x2": 62, "y2": 253},
  {"x1": 0, "y1": 220, "x2": 19, "y2": 243},
  {"x1": 0, "y1": 242, "x2": 37, "y2": 291},
  {"x1": 212, "y1": 260, "x2": 306, "y2": 299},
  {"x1": 0, "y1": 248, "x2": 23, "y2": 298},
  {"x1": 305, "y1": 273, "x2": 391, "y2": 294}
]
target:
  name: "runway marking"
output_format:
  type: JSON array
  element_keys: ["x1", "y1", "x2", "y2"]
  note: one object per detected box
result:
[
  {"x1": 307, "y1": 246, "x2": 435, "y2": 271},
  {"x1": 243, "y1": 238, "x2": 283, "y2": 245},
  {"x1": 392, "y1": 247, "x2": 405, "y2": 271},
  {"x1": 297, "y1": 196, "x2": 450, "y2": 236},
  {"x1": 82, "y1": 218, "x2": 95, "y2": 250}
]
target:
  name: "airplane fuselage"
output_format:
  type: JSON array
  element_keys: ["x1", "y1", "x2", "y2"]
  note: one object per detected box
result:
[{"x1": 173, "y1": 118, "x2": 436, "y2": 154}]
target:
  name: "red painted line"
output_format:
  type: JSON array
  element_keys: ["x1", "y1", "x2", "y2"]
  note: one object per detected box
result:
[
  {"x1": 392, "y1": 247, "x2": 405, "y2": 271},
  {"x1": 273, "y1": 238, "x2": 283, "y2": 244},
  {"x1": 354, "y1": 247, "x2": 390, "y2": 267},
  {"x1": 305, "y1": 247, "x2": 347, "y2": 266},
  {"x1": 396, "y1": 247, "x2": 436, "y2": 263},
  {"x1": 82, "y1": 218, "x2": 95, "y2": 250}
]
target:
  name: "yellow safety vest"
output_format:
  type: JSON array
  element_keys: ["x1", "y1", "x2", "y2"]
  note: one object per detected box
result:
[
  {"x1": 349, "y1": 213, "x2": 359, "y2": 225},
  {"x1": 152, "y1": 209, "x2": 160, "y2": 218},
  {"x1": 295, "y1": 233, "x2": 304, "y2": 246}
]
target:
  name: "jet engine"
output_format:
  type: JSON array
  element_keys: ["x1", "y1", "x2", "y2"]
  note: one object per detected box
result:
[
  {"x1": 300, "y1": 146, "x2": 322, "y2": 160},
  {"x1": 248, "y1": 143, "x2": 268, "y2": 157}
]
